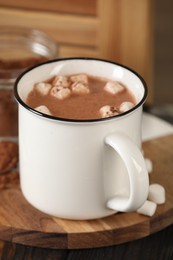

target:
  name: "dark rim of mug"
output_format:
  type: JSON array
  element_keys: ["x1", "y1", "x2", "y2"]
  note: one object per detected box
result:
[{"x1": 14, "y1": 57, "x2": 148, "y2": 123}]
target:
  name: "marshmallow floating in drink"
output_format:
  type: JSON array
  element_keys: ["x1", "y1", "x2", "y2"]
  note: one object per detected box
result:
[
  {"x1": 50, "y1": 86, "x2": 71, "y2": 100},
  {"x1": 52, "y1": 76, "x2": 70, "y2": 88},
  {"x1": 71, "y1": 82, "x2": 90, "y2": 95},
  {"x1": 34, "y1": 105, "x2": 52, "y2": 115},
  {"x1": 35, "y1": 82, "x2": 52, "y2": 96},
  {"x1": 104, "y1": 81, "x2": 124, "y2": 95},
  {"x1": 99, "y1": 105, "x2": 119, "y2": 118},
  {"x1": 70, "y1": 73, "x2": 88, "y2": 84},
  {"x1": 119, "y1": 101, "x2": 134, "y2": 113}
]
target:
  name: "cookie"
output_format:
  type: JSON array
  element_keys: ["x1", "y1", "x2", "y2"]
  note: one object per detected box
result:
[{"x1": 0, "y1": 141, "x2": 19, "y2": 174}]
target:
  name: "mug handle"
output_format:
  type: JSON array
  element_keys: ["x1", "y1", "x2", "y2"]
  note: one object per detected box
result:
[{"x1": 105, "y1": 132, "x2": 149, "y2": 212}]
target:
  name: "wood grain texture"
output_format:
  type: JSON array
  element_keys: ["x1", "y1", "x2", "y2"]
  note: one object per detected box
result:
[
  {"x1": 1, "y1": 225, "x2": 173, "y2": 260},
  {"x1": 0, "y1": 135, "x2": 172, "y2": 249},
  {"x1": 59, "y1": 45, "x2": 99, "y2": 59},
  {"x1": 97, "y1": 0, "x2": 122, "y2": 61},
  {"x1": 0, "y1": 7, "x2": 98, "y2": 47},
  {"x1": 119, "y1": 0, "x2": 154, "y2": 103},
  {"x1": 0, "y1": 0, "x2": 97, "y2": 16}
]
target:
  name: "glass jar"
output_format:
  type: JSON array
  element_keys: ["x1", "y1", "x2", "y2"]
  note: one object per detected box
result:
[{"x1": 0, "y1": 26, "x2": 58, "y2": 137}]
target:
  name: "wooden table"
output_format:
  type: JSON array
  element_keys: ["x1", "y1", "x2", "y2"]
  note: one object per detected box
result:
[
  {"x1": 0, "y1": 224, "x2": 173, "y2": 259},
  {"x1": 0, "y1": 133, "x2": 173, "y2": 259}
]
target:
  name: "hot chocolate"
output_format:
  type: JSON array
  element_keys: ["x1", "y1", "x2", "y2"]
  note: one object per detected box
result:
[
  {"x1": 15, "y1": 58, "x2": 149, "y2": 220},
  {"x1": 26, "y1": 73, "x2": 136, "y2": 120}
]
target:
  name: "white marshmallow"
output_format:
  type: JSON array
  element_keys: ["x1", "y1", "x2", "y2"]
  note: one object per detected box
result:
[
  {"x1": 71, "y1": 82, "x2": 90, "y2": 94},
  {"x1": 148, "y1": 184, "x2": 166, "y2": 204},
  {"x1": 70, "y1": 74, "x2": 88, "y2": 84},
  {"x1": 35, "y1": 82, "x2": 52, "y2": 95},
  {"x1": 137, "y1": 200, "x2": 157, "y2": 217},
  {"x1": 52, "y1": 76, "x2": 70, "y2": 88},
  {"x1": 145, "y1": 158, "x2": 153, "y2": 174},
  {"x1": 34, "y1": 105, "x2": 52, "y2": 115},
  {"x1": 50, "y1": 86, "x2": 71, "y2": 100},
  {"x1": 119, "y1": 101, "x2": 134, "y2": 113},
  {"x1": 99, "y1": 105, "x2": 119, "y2": 118},
  {"x1": 104, "y1": 81, "x2": 124, "y2": 95}
]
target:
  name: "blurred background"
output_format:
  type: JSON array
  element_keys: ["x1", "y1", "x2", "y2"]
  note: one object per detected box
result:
[
  {"x1": 152, "y1": 0, "x2": 173, "y2": 123},
  {"x1": 0, "y1": 0, "x2": 172, "y2": 122}
]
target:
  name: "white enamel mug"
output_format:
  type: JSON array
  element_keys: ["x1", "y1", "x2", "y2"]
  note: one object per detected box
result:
[{"x1": 14, "y1": 58, "x2": 149, "y2": 220}]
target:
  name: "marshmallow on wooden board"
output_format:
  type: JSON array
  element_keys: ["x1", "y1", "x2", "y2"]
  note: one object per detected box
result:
[
  {"x1": 34, "y1": 105, "x2": 52, "y2": 115},
  {"x1": 71, "y1": 82, "x2": 90, "y2": 94},
  {"x1": 148, "y1": 184, "x2": 166, "y2": 204},
  {"x1": 50, "y1": 86, "x2": 71, "y2": 100},
  {"x1": 145, "y1": 158, "x2": 153, "y2": 174},
  {"x1": 137, "y1": 200, "x2": 157, "y2": 217},
  {"x1": 52, "y1": 76, "x2": 70, "y2": 88},
  {"x1": 104, "y1": 81, "x2": 124, "y2": 95},
  {"x1": 119, "y1": 101, "x2": 134, "y2": 113},
  {"x1": 35, "y1": 82, "x2": 52, "y2": 95},
  {"x1": 70, "y1": 74, "x2": 88, "y2": 84},
  {"x1": 99, "y1": 105, "x2": 119, "y2": 118}
]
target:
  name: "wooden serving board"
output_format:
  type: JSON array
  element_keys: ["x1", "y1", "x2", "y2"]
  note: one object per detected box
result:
[{"x1": 0, "y1": 135, "x2": 173, "y2": 249}]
